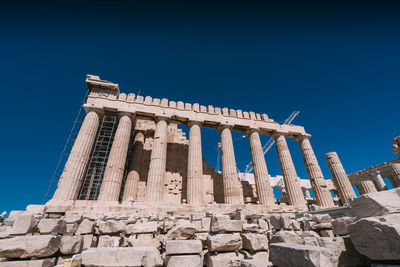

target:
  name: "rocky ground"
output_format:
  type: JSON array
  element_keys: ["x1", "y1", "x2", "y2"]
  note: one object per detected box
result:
[{"x1": 0, "y1": 189, "x2": 399, "y2": 267}]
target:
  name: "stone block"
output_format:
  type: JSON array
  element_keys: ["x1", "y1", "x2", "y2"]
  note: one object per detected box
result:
[
  {"x1": 194, "y1": 232, "x2": 208, "y2": 248},
  {"x1": 210, "y1": 215, "x2": 233, "y2": 233},
  {"x1": 312, "y1": 214, "x2": 331, "y2": 223},
  {"x1": 166, "y1": 220, "x2": 197, "y2": 239},
  {"x1": 242, "y1": 223, "x2": 259, "y2": 232},
  {"x1": 351, "y1": 188, "x2": 400, "y2": 218},
  {"x1": 64, "y1": 213, "x2": 82, "y2": 224},
  {"x1": 82, "y1": 234, "x2": 98, "y2": 250},
  {"x1": 348, "y1": 214, "x2": 400, "y2": 260},
  {"x1": 205, "y1": 252, "x2": 244, "y2": 267},
  {"x1": 240, "y1": 233, "x2": 268, "y2": 252},
  {"x1": 60, "y1": 235, "x2": 84, "y2": 255},
  {"x1": 0, "y1": 227, "x2": 11, "y2": 239},
  {"x1": 98, "y1": 219, "x2": 125, "y2": 234},
  {"x1": 38, "y1": 219, "x2": 66, "y2": 234},
  {"x1": 331, "y1": 216, "x2": 354, "y2": 236},
  {"x1": 296, "y1": 237, "x2": 319, "y2": 247},
  {"x1": 208, "y1": 233, "x2": 242, "y2": 252},
  {"x1": 0, "y1": 235, "x2": 60, "y2": 259},
  {"x1": 10, "y1": 214, "x2": 37, "y2": 235},
  {"x1": 166, "y1": 255, "x2": 202, "y2": 267},
  {"x1": 126, "y1": 221, "x2": 158, "y2": 234},
  {"x1": 127, "y1": 234, "x2": 161, "y2": 248},
  {"x1": 231, "y1": 220, "x2": 246, "y2": 232},
  {"x1": 76, "y1": 219, "x2": 95, "y2": 235},
  {"x1": 258, "y1": 219, "x2": 269, "y2": 231},
  {"x1": 0, "y1": 258, "x2": 55, "y2": 267},
  {"x1": 270, "y1": 230, "x2": 298, "y2": 244},
  {"x1": 320, "y1": 230, "x2": 334, "y2": 237},
  {"x1": 270, "y1": 214, "x2": 292, "y2": 230},
  {"x1": 165, "y1": 240, "x2": 202, "y2": 255},
  {"x1": 270, "y1": 243, "x2": 336, "y2": 267},
  {"x1": 66, "y1": 223, "x2": 79, "y2": 234},
  {"x1": 97, "y1": 235, "x2": 122, "y2": 248},
  {"x1": 81, "y1": 247, "x2": 163, "y2": 267}
]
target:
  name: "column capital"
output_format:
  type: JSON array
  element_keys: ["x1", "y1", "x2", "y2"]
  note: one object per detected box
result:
[
  {"x1": 86, "y1": 107, "x2": 105, "y2": 116},
  {"x1": 293, "y1": 134, "x2": 312, "y2": 142},
  {"x1": 155, "y1": 116, "x2": 171, "y2": 123},
  {"x1": 217, "y1": 123, "x2": 234, "y2": 132},
  {"x1": 188, "y1": 120, "x2": 203, "y2": 127},
  {"x1": 119, "y1": 112, "x2": 135, "y2": 119},
  {"x1": 246, "y1": 127, "x2": 260, "y2": 135}
]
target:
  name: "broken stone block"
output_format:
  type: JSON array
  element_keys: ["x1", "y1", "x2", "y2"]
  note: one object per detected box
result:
[
  {"x1": 97, "y1": 235, "x2": 122, "y2": 248},
  {"x1": 0, "y1": 258, "x2": 56, "y2": 267},
  {"x1": 75, "y1": 219, "x2": 95, "y2": 235},
  {"x1": 127, "y1": 234, "x2": 161, "y2": 248},
  {"x1": 201, "y1": 217, "x2": 211, "y2": 231},
  {"x1": 38, "y1": 218, "x2": 66, "y2": 234},
  {"x1": 81, "y1": 247, "x2": 163, "y2": 267},
  {"x1": 165, "y1": 240, "x2": 202, "y2": 255},
  {"x1": 231, "y1": 220, "x2": 246, "y2": 232},
  {"x1": 242, "y1": 223, "x2": 259, "y2": 232},
  {"x1": 64, "y1": 212, "x2": 82, "y2": 224},
  {"x1": 320, "y1": 230, "x2": 334, "y2": 237},
  {"x1": 270, "y1": 214, "x2": 292, "y2": 230},
  {"x1": 0, "y1": 235, "x2": 60, "y2": 258},
  {"x1": 82, "y1": 234, "x2": 98, "y2": 250},
  {"x1": 240, "y1": 233, "x2": 268, "y2": 252},
  {"x1": 0, "y1": 227, "x2": 11, "y2": 239},
  {"x1": 60, "y1": 235, "x2": 84, "y2": 255},
  {"x1": 210, "y1": 215, "x2": 233, "y2": 233},
  {"x1": 270, "y1": 230, "x2": 298, "y2": 244},
  {"x1": 348, "y1": 214, "x2": 400, "y2": 260},
  {"x1": 296, "y1": 236, "x2": 319, "y2": 247},
  {"x1": 98, "y1": 219, "x2": 125, "y2": 234},
  {"x1": 351, "y1": 188, "x2": 400, "y2": 218},
  {"x1": 205, "y1": 252, "x2": 244, "y2": 267},
  {"x1": 208, "y1": 233, "x2": 242, "y2": 252},
  {"x1": 258, "y1": 219, "x2": 269, "y2": 231},
  {"x1": 10, "y1": 214, "x2": 37, "y2": 235},
  {"x1": 270, "y1": 243, "x2": 336, "y2": 267},
  {"x1": 312, "y1": 214, "x2": 331, "y2": 223},
  {"x1": 166, "y1": 220, "x2": 197, "y2": 239},
  {"x1": 166, "y1": 255, "x2": 202, "y2": 267},
  {"x1": 126, "y1": 221, "x2": 158, "y2": 234},
  {"x1": 66, "y1": 223, "x2": 79, "y2": 234},
  {"x1": 331, "y1": 216, "x2": 354, "y2": 236}
]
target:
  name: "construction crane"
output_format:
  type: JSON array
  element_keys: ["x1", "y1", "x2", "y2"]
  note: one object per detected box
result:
[{"x1": 243, "y1": 111, "x2": 300, "y2": 174}]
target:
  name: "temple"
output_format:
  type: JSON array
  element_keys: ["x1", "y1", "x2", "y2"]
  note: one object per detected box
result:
[{"x1": 46, "y1": 74, "x2": 397, "y2": 214}]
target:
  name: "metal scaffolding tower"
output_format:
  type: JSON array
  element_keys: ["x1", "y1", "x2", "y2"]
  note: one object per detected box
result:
[{"x1": 78, "y1": 114, "x2": 119, "y2": 200}]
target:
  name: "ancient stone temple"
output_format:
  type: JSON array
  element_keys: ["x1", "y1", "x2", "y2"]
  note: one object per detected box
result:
[
  {"x1": 1, "y1": 75, "x2": 399, "y2": 267},
  {"x1": 47, "y1": 74, "x2": 340, "y2": 213}
]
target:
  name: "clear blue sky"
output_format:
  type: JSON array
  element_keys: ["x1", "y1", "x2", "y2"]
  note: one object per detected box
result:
[{"x1": 1, "y1": 1, "x2": 399, "y2": 213}]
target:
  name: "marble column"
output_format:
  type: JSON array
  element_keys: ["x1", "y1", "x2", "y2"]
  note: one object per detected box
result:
[
  {"x1": 390, "y1": 163, "x2": 400, "y2": 187},
  {"x1": 146, "y1": 117, "x2": 169, "y2": 203},
  {"x1": 357, "y1": 180, "x2": 378, "y2": 195},
  {"x1": 298, "y1": 136, "x2": 335, "y2": 208},
  {"x1": 219, "y1": 125, "x2": 244, "y2": 204},
  {"x1": 98, "y1": 114, "x2": 133, "y2": 201},
  {"x1": 371, "y1": 171, "x2": 387, "y2": 191},
  {"x1": 248, "y1": 129, "x2": 275, "y2": 205},
  {"x1": 53, "y1": 110, "x2": 101, "y2": 201},
  {"x1": 122, "y1": 132, "x2": 145, "y2": 201},
  {"x1": 274, "y1": 134, "x2": 307, "y2": 208},
  {"x1": 187, "y1": 121, "x2": 204, "y2": 204},
  {"x1": 325, "y1": 152, "x2": 356, "y2": 205},
  {"x1": 303, "y1": 189, "x2": 312, "y2": 199}
]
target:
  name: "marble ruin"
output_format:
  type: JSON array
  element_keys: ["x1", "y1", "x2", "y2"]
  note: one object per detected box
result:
[{"x1": 1, "y1": 75, "x2": 399, "y2": 267}]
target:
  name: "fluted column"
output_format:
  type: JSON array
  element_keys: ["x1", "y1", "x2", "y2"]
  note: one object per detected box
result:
[
  {"x1": 357, "y1": 180, "x2": 378, "y2": 195},
  {"x1": 298, "y1": 136, "x2": 335, "y2": 208},
  {"x1": 219, "y1": 125, "x2": 244, "y2": 204},
  {"x1": 146, "y1": 117, "x2": 169, "y2": 203},
  {"x1": 52, "y1": 110, "x2": 101, "y2": 201},
  {"x1": 390, "y1": 163, "x2": 400, "y2": 188},
  {"x1": 274, "y1": 134, "x2": 307, "y2": 208},
  {"x1": 325, "y1": 152, "x2": 356, "y2": 205},
  {"x1": 98, "y1": 114, "x2": 133, "y2": 201},
  {"x1": 187, "y1": 121, "x2": 204, "y2": 204},
  {"x1": 371, "y1": 171, "x2": 387, "y2": 191},
  {"x1": 122, "y1": 132, "x2": 145, "y2": 201},
  {"x1": 248, "y1": 129, "x2": 275, "y2": 205},
  {"x1": 303, "y1": 189, "x2": 312, "y2": 199}
]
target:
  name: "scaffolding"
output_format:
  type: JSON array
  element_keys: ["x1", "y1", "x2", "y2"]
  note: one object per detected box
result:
[
  {"x1": 43, "y1": 92, "x2": 88, "y2": 203},
  {"x1": 78, "y1": 114, "x2": 119, "y2": 200}
]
